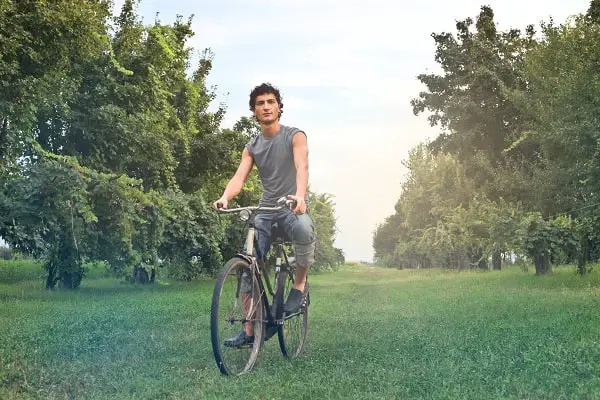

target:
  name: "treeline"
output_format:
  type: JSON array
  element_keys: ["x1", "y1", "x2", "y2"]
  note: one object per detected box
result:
[
  {"x1": 373, "y1": 1, "x2": 600, "y2": 275},
  {"x1": 0, "y1": 0, "x2": 344, "y2": 289}
]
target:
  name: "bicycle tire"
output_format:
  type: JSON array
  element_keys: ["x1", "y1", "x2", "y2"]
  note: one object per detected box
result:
[
  {"x1": 274, "y1": 268, "x2": 309, "y2": 359},
  {"x1": 210, "y1": 258, "x2": 265, "y2": 376}
]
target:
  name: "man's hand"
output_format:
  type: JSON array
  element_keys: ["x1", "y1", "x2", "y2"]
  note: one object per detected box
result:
[
  {"x1": 287, "y1": 194, "x2": 306, "y2": 215},
  {"x1": 212, "y1": 198, "x2": 228, "y2": 209}
]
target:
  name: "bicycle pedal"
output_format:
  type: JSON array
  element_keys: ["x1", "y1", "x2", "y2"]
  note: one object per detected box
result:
[{"x1": 302, "y1": 296, "x2": 309, "y2": 308}]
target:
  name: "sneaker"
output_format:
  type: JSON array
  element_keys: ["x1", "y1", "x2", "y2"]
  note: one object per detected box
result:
[
  {"x1": 223, "y1": 329, "x2": 254, "y2": 348},
  {"x1": 283, "y1": 283, "x2": 309, "y2": 314}
]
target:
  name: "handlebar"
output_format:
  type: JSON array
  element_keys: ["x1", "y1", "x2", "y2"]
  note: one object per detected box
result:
[{"x1": 215, "y1": 196, "x2": 297, "y2": 214}]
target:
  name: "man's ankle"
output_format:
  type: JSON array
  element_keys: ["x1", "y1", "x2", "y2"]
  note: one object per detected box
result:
[{"x1": 292, "y1": 280, "x2": 306, "y2": 292}]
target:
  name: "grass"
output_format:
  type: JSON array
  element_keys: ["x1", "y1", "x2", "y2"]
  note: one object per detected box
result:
[{"x1": 1, "y1": 261, "x2": 600, "y2": 399}]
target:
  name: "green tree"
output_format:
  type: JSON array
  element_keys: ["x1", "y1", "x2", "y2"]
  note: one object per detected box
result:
[
  {"x1": 0, "y1": 0, "x2": 349, "y2": 288},
  {"x1": 308, "y1": 191, "x2": 345, "y2": 270},
  {"x1": 517, "y1": 13, "x2": 600, "y2": 216},
  {"x1": 411, "y1": 6, "x2": 538, "y2": 205},
  {"x1": 0, "y1": 0, "x2": 113, "y2": 173},
  {"x1": 0, "y1": 0, "x2": 242, "y2": 287}
]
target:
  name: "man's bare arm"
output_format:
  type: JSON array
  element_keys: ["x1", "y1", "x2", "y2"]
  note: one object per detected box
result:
[
  {"x1": 220, "y1": 148, "x2": 254, "y2": 203},
  {"x1": 292, "y1": 132, "x2": 309, "y2": 200}
]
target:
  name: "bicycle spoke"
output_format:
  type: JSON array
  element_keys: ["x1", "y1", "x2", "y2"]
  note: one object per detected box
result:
[{"x1": 210, "y1": 259, "x2": 265, "y2": 376}]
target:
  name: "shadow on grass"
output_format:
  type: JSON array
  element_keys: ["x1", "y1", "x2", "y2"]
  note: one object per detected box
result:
[
  {"x1": 0, "y1": 265, "x2": 45, "y2": 284},
  {"x1": 496, "y1": 265, "x2": 600, "y2": 291},
  {"x1": 0, "y1": 277, "x2": 213, "y2": 303}
]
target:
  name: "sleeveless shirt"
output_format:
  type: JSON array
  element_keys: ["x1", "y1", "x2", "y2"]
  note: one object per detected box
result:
[{"x1": 245, "y1": 124, "x2": 305, "y2": 207}]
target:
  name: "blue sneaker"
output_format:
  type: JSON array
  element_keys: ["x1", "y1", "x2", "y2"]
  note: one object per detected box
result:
[
  {"x1": 283, "y1": 283, "x2": 309, "y2": 314},
  {"x1": 224, "y1": 329, "x2": 254, "y2": 348}
]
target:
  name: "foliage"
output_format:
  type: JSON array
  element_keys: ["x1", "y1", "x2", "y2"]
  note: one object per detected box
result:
[
  {"x1": 410, "y1": 6, "x2": 538, "y2": 204},
  {"x1": 158, "y1": 189, "x2": 224, "y2": 281},
  {"x1": 0, "y1": 0, "x2": 345, "y2": 288},
  {"x1": 308, "y1": 191, "x2": 345, "y2": 271},
  {"x1": 0, "y1": 0, "x2": 113, "y2": 174},
  {"x1": 0, "y1": 148, "x2": 235, "y2": 287},
  {"x1": 375, "y1": 2, "x2": 600, "y2": 276}
]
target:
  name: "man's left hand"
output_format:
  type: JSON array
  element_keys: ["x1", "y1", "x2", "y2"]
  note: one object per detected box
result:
[{"x1": 287, "y1": 194, "x2": 306, "y2": 215}]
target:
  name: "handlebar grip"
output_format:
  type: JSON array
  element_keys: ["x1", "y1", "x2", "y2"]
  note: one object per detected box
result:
[
  {"x1": 276, "y1": 196, "x2": 298, "y2": 210},
  {"x1": 286, "y1": 199, "x2": 297, "y2": 210}
]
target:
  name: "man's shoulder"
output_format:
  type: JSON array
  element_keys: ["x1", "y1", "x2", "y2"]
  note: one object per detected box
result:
[
  {"x1": 281, "y1": 124, "x2": 305, "y2": 141},
  {"x1": 246, "y1": 133, "x2": 262, "y2": 150},
  {"x1": 281, "y1": 124, "x2": 302, "y2": 133}
]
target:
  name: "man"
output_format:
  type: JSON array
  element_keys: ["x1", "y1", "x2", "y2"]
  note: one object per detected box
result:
[{"x1": 213, "y1": 83, "x2": 316, "y2": 347}]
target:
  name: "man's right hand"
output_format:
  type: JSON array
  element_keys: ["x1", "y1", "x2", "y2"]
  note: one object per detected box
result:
[{"x1": 212, "y1": 198, "x2": 228, "y2": 209}]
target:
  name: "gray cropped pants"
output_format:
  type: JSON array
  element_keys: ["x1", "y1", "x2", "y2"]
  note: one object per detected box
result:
[
  {"x1": 253, "y1": 207, "x2": 316, "y2": 267},
  {"x1": 241, "y1": 208, "x2": 316, "y2": 292}
]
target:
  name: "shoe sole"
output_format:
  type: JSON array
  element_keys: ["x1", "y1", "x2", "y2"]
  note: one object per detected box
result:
[{"x1": 224, "y1": 342, "x2": 254, "y2": 349}]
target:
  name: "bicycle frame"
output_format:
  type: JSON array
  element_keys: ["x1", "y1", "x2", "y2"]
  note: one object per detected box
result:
[
  {"x1": 211, "y1": 198, "x2": 309, "y2": 376},
  {"x1": 217, "y1": 198, "x2": 295, "y2": 328}
]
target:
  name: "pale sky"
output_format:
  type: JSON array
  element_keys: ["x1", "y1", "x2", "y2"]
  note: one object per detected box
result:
[{"x1": 113, "y1": 0, "x2": 590, "y2": 262}]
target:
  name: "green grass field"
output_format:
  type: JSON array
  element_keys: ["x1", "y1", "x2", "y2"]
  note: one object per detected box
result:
[{"x1": 1, "y1": 261, "x2": 600, "y2": 399}]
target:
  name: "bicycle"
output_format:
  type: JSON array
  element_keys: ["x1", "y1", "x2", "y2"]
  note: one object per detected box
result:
[{"x1": 210, "y1": 197, "x2": 310, "y2": 376}]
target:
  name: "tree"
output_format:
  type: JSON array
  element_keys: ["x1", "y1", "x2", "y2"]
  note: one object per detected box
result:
[
  {"x1": 307, "y1": 191, "x2": 345, "y2": 270},
  {"x1": 0, "y1": 1, "x2": 241, "y2": 287},
  {"x1": 517, "y1": 13, "x2": 600, "y2": 215},
  {"x1": 372, "y1": 145, "x2": 478, "y2": 268},
  {"x1": 0, "y1": 0, "x2": 113, "y2": 174},
  {"x1": 233, "y1": 116, "x2": 261, "y2": 139},
  {"x1": 373, "y1": 213, "x2": 403, "y2": 266},
  {"x1": 411, "y1": 6, "x2": 538, "y2": 204},
  {"x1": 0, "y1": 0, "x2": 349, "y2": 288},
  {"x1": 587, "y1": 0, "x2": 600, "y2": 22}
]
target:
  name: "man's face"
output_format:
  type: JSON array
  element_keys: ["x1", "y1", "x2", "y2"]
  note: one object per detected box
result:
[{"x1": 253, "y1": 93, "x2": 280, "y2": 124}]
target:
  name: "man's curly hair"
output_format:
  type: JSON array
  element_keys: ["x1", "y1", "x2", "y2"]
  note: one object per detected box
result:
[{"x1": 249, "y1": 83, "x2": 283, "y2": 118}]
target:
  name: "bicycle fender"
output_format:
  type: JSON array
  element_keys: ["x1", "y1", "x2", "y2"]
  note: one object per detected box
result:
[{"x1": 234, "y1": 253, "x2": 257, "y2": 270}]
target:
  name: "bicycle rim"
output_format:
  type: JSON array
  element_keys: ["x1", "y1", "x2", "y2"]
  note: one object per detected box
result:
[
  {"x1": 275, "y1": 269, "x2": 308, "y2": 359},
  {"x1": 210, "y1": 258, "x2": 265, "y2": 376}
]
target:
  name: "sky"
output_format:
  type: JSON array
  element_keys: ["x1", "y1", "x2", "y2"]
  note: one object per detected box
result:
[{"x1": 113, "y1": 0, "x2": 590, "y2": 262}]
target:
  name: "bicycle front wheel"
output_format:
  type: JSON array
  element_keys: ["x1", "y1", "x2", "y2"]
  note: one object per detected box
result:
[
  {"x1": 210, "y1": 258, "x2": 265, "y2": 376},
  {"x1": 275, "y1": 268, "x2": 309, "y2": 359}
]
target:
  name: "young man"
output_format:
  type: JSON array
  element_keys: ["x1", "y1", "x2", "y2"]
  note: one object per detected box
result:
[{"x1": 213, "y1": 83, "x2": 316, "y2": 347}]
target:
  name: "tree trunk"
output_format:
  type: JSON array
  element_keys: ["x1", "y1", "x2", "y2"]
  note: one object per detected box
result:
[
  {"x1": 59, "y1": 269, "x2": 83, "y2": 289},
  {"x1": 46, "y1": 262, "x2": 57, "y2": 289},
  {"x1": 577, "y1": 238, "x2": 590, "y2": 275},
  {"x1": 46, "y1": 260, "x2": 83, "y2": 289},
  {"x1": 471, "y1": 248, "x2": 488, "y2": 269},
  {"x1": 577, "y1": 259, "x2": 588, "y2": 275},
  {"x1": 132, "y1": 265, "x2": 151, "y2": 284},
  {"x1": 492, "y1": 250, "x2": 502, "y2": 270},
  {"x1": 0, "y1": 117, "x2": 8, "y2": 163},
  {"x1": 534, "y1": 249, "x2": 551, "y2": 275},
  {"x1": 477, "y1": 258, "x2": 488, "y2": 269}
]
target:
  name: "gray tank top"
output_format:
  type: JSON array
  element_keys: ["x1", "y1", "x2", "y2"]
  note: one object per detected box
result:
[{"x1": 245, "y1": 124, "x2": 305, "y2": 206}]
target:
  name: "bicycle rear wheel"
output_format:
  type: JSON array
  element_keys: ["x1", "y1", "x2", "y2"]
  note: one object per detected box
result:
[
  {"x1": 210, "y1": 258, "x2": 265, "y2": 376},
  {"x1": 274, "y1": 267, "x2": 309, "y2": 359}
]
